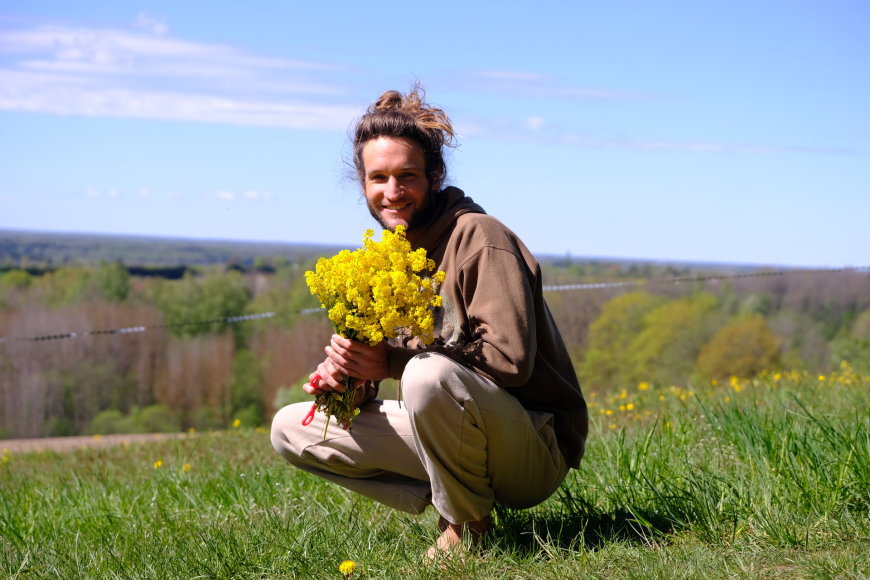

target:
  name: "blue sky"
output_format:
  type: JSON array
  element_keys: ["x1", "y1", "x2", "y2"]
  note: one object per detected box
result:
[{"x1": 1, "y1": 1, "x2": 867, "y2": 267}]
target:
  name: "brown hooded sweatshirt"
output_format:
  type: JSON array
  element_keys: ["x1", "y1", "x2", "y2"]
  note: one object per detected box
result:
[{"x1": 388, "y1": 187, "x2": 589, "y2": 468}]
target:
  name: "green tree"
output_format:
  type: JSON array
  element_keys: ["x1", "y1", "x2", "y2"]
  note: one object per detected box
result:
[
  {"x1": 35, "y1": 267, "x2": 91, "y2": 306},
  {"x1": 696, "y1": 314, "x2": 783, "y2": 379},
  {"x1": 579, "y1": 292, "x2": 664, "y2": 389},
  {"x1": 1, "y1": 269, "x2": 32, "y2": 290},
  {"x1": 626, "y1": 293, "x2": 720, "y2": 386},
  {"x1": 830, "y1": 308, "x2": 870, "y2": 374},
  {"x1": 94, "y1": 261, "x2": 130, "y2": 301},
  {"x1": 155, "y1": 271, "x2": 250, "y2": 339},
  {"x1": 229, "y1": 349, "x2": 265, "y2": 426}
]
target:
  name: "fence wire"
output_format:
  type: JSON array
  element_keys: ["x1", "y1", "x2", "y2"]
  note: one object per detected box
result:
[{"x1": 2, "y1": 265, "x2": 868, "y2": 344}]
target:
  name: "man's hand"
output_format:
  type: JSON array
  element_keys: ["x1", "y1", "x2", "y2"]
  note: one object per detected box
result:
[
  {"x1": 326, "y1": 334, "x2": 392, "y2": 382},
  {"x1": 302, "y1": 335, "x2": 392, "y2": 396}
]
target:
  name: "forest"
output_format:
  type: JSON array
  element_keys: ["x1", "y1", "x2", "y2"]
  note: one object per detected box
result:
[{"x1": 1, "y1": 231, "x2": 868, "y2": 440}]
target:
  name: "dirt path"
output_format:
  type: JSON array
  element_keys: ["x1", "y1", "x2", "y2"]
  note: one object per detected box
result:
[{"x1": 0, "y1": 432, "x2": 189, "y2": 454}]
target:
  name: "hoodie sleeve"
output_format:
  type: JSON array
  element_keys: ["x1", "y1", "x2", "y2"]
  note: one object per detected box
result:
[{"x1": 443, "y1": 243, "x2": 537, "y2": 386}]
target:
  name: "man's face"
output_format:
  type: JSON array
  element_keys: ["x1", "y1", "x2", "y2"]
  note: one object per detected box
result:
[{"x1": 362, "y1": 136, "x2": 435, "y2": 231}]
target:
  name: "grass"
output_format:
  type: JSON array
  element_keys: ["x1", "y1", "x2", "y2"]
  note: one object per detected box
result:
[{"x1": 1, "y1": 365, "x2": 868, "y2": 579}]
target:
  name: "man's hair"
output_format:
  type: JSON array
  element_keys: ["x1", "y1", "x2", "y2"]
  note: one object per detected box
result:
[{"x1": 353, "y1": 83, "x2": 456, "y2": 191}]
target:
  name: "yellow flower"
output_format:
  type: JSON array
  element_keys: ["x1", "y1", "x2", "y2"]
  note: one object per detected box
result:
[
  {"x1": 232, "y1": 418, "x2": 241, "y2": 428},
  {"x1": 182, "y1": 463, "x2": 192, "y2": 472},
  {"x1": 153, "y1": 460, "x2": 163, "y2": 469},
  {"x1": 637, "y1": 382, "x2": 650, "y2": 391},
  {"x1": 339, "y1": 560, "x2": 357, "y2": 577}
]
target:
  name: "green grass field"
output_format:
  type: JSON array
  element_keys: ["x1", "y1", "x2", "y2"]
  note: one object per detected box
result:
[{"x1": 2, "y1": 366, "x2": 868, "y2": 579}]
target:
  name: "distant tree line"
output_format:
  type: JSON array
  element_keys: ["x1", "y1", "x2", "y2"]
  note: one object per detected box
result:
[
  {"x1": 0, "y1": 230, "x2": 344, "y2": 268},
  {"x1": 1, "y1": 245, "x2": 868, "y2": 440}
]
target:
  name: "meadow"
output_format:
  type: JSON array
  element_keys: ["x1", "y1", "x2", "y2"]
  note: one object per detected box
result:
[{"x1": 2, "y1": 366, "x2": 868, "y2": 579}]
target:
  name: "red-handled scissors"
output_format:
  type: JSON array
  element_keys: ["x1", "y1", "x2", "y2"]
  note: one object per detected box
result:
[{"x1": 301, "y1": 374, "x2": 322, "y2": 426}]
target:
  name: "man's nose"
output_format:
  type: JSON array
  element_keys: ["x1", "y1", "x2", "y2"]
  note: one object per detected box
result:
[{"x1": 384, "y1": 176, "x2": 402, "y2": 197}]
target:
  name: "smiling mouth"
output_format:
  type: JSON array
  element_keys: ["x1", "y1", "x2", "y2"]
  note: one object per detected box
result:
[{"x1": 383, "y1": 203, "x2": 411, "y2": 212}]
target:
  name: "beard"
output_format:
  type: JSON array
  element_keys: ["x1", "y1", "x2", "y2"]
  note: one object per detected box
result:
[{"x1": 367, "y1": 189, "x2": 438, "y2": 232}]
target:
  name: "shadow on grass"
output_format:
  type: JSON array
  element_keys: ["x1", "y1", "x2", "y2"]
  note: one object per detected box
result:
[{"x1": 494, "y1": 489, "x2": 682, "y2": 555}]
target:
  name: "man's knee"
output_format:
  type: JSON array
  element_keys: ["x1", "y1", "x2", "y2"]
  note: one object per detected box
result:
[
  {"x1": 403, "y1": 353, "x2": 458, "y2": 385},
  {"x1": 401, "y1": 354, "x2": 467, "y2": 411},
  {"x1": 270, "y1": 403, "x2": 309, "y2": 464}
]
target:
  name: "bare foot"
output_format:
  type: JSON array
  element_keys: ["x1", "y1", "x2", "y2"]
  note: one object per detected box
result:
[{"x1": 426, "y1": 515, "x2": 491, "y2": 560}]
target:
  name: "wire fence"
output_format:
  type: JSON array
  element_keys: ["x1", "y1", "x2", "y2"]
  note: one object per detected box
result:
[{"x1": 2, "y1": 265, "x2": 868, "y2": 344}]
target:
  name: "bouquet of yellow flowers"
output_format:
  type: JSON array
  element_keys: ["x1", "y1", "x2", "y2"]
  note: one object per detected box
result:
[{"x1": 303, "y1": 226, "x2": 446, "y2": 434}]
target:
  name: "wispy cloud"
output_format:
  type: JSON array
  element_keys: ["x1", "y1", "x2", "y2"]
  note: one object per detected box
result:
[
  {"x1": 214, "y1": 190, "x2": 272, "y2": 202},
  {"x1": 462, "y1": 69, "x2": 646, "y2": 100},
  {"x1": 0, "y1": 17, "x2": 359, "y2": 129},
  {"x1": 134, "y1": 12, "x2": 168, "y2": 36},
  {"x1": 458, "y1": 114, "x2": 857, "y2": 155}
]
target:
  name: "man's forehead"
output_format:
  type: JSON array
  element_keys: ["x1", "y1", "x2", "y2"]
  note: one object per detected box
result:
[{"x1": 362, "y1": 137, "x2": 427, "y2": 171}]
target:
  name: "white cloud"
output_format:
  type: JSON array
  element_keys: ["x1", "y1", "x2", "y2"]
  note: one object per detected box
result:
[
  {"x1": 0, "y1": 21, "x2": 358, "y2": 129},
  {"x1": 524, "y1": 116, "x2": 545, "y2": 130},
  {"x1": 464, "y1": 69, "x2": 644, "y2": 100},
  {"x1": 242, "y1": 190, "x2": 272, "y2": 201},
  {"x1": 135, "y1": 12, "x2": 168, "y2": 36},
  {"x1": 214, "y1": 190, "x2": 273, "y2": 202},
  {"x1": 476, "y1": 70, "x2": 549, "y2": 82}
]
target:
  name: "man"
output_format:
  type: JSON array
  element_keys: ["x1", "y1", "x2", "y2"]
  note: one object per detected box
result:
[{"x1": 271, "y1": 85, "x2": 588, "y2": 557}]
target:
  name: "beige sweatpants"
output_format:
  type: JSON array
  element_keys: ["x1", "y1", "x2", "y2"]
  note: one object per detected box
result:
[{"x1": 270, "y1": 353, "x2": 568, "y2": 524}]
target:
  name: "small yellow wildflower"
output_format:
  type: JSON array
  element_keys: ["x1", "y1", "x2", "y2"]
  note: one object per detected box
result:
[
  {"x1": 339, "y1": 560, "x2": 357, "y2": 578},
  {"x1": 608, "y1": 423, "x2": 617, "y2": 430},
  {"x1": 182, "y1": 463, "x2": 192, "y2": 473},
  {"x1": 724, "y1": 396, "x2": 731, "y2": 403},
  {"x1": 625, "y1": 403, "x2": 634, "y2": 411},
  {"x1": 232, "y1": 419, "x2": 241, "y2": 429},
  {"x1": 188, "y1": 427, "x2": 197, "y2": 434},
  {"x1": 818, "y1": 375, "x2": 826, "y2": 382},
  {"x1": 637, "y1": 382, "x2": 650, "y2": 391},
  {"x1": 153, "y1": 460, "x2": 163, "y2": 469},
  {"x1": 605, "y1": 409, "x2": 614, "y2": 416}
]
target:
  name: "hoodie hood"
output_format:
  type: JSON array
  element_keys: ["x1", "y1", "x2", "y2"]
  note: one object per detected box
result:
[{"x1": 407, "y1": 186, "x2": 485, "y2": 253}]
